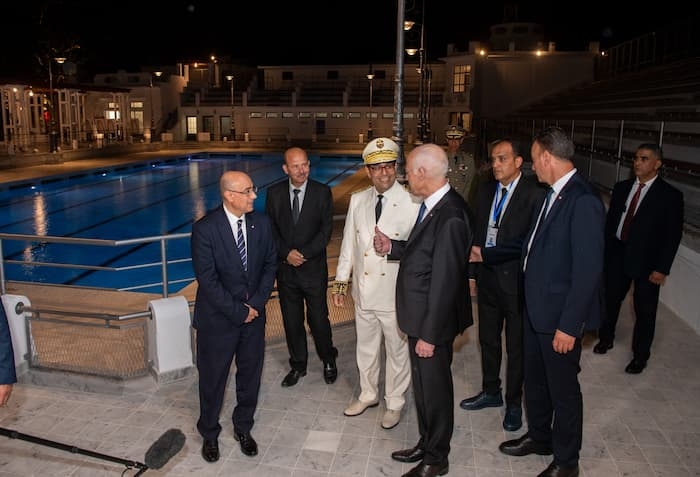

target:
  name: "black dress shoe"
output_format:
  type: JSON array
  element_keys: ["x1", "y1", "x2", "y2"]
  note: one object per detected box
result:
[
  {"x1": 391, "y1": 443, "x2": 425, "y2": 463},
  {"x1": 499, "y1": 434, "x2": 553, "y2": 456},
  {"x1": 281, "y1": 369, "x2": 306, "y2": 387},
  {"x1": 323, "y1": 361, "x2": 337, "y2": 383},
  {"x1": 503, "y1": 406, "x2": 523, "y2": 432},
  {"x1": 459, "y1": 390, "x2": 503, "y2": 410},
  {"x1": 234, "y1": 431, "x2": 258, "y2": 456},
  {"x1": 625, "y1": 358, "x2": 647, "y2": 374},
  {"x1": 537, "y1": 462, "x2": 579, "y2": 477},
  {"x1": 201, "y1": 439, "x2": 219, "y2": 462},
  {"x1": 593, "y1": 341, "x2": 613, "y2": 354},
  {"x1": 402, "y1": 460, "x2": 449, "y2": 477}
]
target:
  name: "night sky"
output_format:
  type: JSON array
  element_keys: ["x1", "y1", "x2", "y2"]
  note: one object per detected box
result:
[{"x1": 2, "y1": 1, "x2": 696, "y2": 81}]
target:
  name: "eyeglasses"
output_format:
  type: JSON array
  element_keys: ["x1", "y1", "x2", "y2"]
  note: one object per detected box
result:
[
  {"x1": 228, "y1": 186, "x2": 258, "y2": 195},
  {"x1": 367, "y1": 162, "x2": 396, "y2": 172}
]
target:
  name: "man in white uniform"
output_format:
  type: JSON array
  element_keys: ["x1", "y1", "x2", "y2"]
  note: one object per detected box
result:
[{"x1": 332, "y1": 137, "x2": 419, "y2": 429}]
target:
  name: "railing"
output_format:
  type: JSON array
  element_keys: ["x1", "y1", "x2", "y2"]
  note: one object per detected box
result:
[{"x1": 0, "y1": 232, "x2": 192, "y2": 297}]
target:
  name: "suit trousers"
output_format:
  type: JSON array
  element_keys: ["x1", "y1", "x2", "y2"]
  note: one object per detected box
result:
[
  {"x1": 278, "y1": 265, "x2": 335, "y2": 371},
  {"x1": 354, "y1": 305, "x2": 410, "y2": 411},
  {"x1": 196, "y1": 318, "x2": 265, "y2": 440},
  {"x1": 600, "y1": 250, "x2": 661, "y2": 362},
  {"x1": 408, "y1": 336, "x2": 454, "y2": 465},
  {"x1": 476, "y1": 276, "x2": 523, "y2": 407},
  {"x1": 523, "y1": 316, "x2": 582, "y2": 468}
]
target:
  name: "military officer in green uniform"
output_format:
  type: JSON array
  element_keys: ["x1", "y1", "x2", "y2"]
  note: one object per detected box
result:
[{"x1": 445, "y1": 125, "x2": 478, "y2": 207}]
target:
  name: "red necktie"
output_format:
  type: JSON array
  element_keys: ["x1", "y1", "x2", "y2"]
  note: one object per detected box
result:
[{"x1": 620, "y1": 183, "x2": 645, "y2": 241}]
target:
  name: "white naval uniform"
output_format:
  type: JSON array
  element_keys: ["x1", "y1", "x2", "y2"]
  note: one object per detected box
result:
[{"x1": 335, "y1": 180, "x2": 419, "y2": 410}]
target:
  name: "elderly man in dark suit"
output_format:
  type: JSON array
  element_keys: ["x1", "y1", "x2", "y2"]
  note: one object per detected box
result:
[
  {"x1": 460, "y1": 138, "x2": 545, "y2": 433},
  {"x1": 499, "y1": 127, "x2": 605, "y2": 477},
  {"x1": 594, "y1": 143, "x2": 684, "y2": 374},
  {"x1": 374, "y1": 143, "x2": 473, "y2": 477},
  {"x1": 265, "y1": 147, "x2": 338, "y2": 387},
  {"x1": 0, "y1": 303, "x2": 17, "y2": 407},
  {"x1": 191, "y1": 170, "x2": 278, "y2": 463}
]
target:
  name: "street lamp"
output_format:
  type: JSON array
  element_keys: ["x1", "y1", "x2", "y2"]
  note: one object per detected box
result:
[
  {"x1": 226, "y1": 74, "x2": 236, "y2": 140},
  {"x1": 393, "y1": 0, "x2": 407, "y2": 178},
  {"x1": 150, "y1": 71, "x2": 162, "y2": 141},
  {"x1": 367, "y1": 66, "x2": 375, "y2": 140},
  {"x1": 47, "y1": 57, "x2": 66, "y2": 153},
  {"x1": 405, "y1": 0, "x2": 429, "y2": 144}
]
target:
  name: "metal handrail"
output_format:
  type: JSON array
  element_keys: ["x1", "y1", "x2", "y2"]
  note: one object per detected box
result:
[{"x1": 0, "y1": 232, "x2": 192, "y2": 297}]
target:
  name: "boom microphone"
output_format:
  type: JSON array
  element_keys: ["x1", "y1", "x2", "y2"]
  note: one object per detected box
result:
[{"x1": 144, "y1": 428, "x2": 186, "y2": 470}]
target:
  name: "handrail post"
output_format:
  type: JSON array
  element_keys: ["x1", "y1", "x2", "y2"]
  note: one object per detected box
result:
[{"x1": 160, "y1": 239, "x2": 169, "y2": 298}]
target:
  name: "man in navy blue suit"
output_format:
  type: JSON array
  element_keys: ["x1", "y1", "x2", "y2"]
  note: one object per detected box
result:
[
  {"x1": 0, "y1": 302, "x2": 17, "y2": 407},
  {"x1": 499, "y1": 127, "x2": 605, "y2": 477},
  {"x1": 594, "y1": 143, "x2": 684, "y2": 374},
  {"x1": 191, "y1": 170, "x2": 277, "y2": 463}
]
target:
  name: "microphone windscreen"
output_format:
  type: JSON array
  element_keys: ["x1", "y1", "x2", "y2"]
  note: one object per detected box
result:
[{"x1": 144, "y1": 428, "x2": 186, "y2": 470}]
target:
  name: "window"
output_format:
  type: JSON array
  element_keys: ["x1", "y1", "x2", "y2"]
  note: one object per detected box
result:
[
  {"x1": 331, "y1": 112, "x2": 344, "y2": 118},
  {"x1": 298, "y1": 112, "x2": 312, "y2": 118},
  {"x1": 186, "y1": 116, "x2": 198, "y2": 134},
  {"x1": 453, "y1": 64, "x2": 471, "y2": 93},
  {"x1": 282, "y1": 112, "x2": 294, "y2": 118},
  {"x1": 348, "y1": 112, "x2": 361, "y2": 119},
  {"x1": 266, "y1": 112, "x2": 279, "y2": 118},
  {"x1": 131, "y1": 101, "x2": 144, "y2": 109},
  {"x1": 315, "y1": 112, "x2": 328, "y2": 118},
  {"x1": 249, "y1": 112, "x2": 263, "y2": 118},
  {"x1": 202, "y1": 116, "x2": 214, "y2": 133}
]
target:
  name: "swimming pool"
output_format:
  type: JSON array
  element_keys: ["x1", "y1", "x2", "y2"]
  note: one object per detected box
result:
[{"x1": 0, "y1": 152, "x2": 362, "y2": 294}]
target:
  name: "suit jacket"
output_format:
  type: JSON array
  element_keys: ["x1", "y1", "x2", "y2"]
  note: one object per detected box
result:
[
  {"x1": 191, "y1": 206, "x2": 278, "y2": 333},
  {"x1": 473, "y1": 173, "x2": 546, "y2": 294},
  {"x1": 265, "y1": 179, "x2": 333, "y2": 284},
  {"x1": 605, "y1": 176, "x2": 684, "y2": 278},
  {"x1": 522, "y1": 172, "x2": 605, "y2": 336},
  {"x1": 0, "y1": 302, "x2": 17, "y2": 385},
  {"x1": 335, "y1": 180, "x2": 419, "y2": 311},
  {"x1": 389, "y1": 187, "x2": 473, "y2": 345}
]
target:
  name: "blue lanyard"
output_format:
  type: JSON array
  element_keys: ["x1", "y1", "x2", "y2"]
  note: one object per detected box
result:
[{"x1": 492, "y1": 182, "x2": 512, "y2": 225}]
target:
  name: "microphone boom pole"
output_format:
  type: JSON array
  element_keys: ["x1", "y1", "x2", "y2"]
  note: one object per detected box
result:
[{"x1": 1, "y1": 426, "x2": 149, "y2": 475}]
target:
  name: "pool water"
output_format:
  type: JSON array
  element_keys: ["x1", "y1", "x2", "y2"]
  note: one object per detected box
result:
[{"x1": 0, "y1": 152, "x2": 362, "y2": 294}]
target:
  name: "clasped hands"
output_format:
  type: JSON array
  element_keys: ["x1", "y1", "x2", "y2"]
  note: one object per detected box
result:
[{"x1": 286, "y1": 248, "x2": 306, "y2": 267}]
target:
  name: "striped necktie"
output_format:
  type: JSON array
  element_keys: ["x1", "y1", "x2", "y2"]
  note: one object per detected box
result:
[{"x1": 237, "y1": 219, "x2": 247, "y2": 271}]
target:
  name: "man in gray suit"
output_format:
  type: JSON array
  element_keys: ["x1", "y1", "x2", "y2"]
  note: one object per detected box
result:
[{"x1": 375, "y1": 143, "x2": 473, "y2": 477}]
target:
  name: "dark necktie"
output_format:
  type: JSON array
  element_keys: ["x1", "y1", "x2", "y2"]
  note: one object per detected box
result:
[
  {"x1": 415, "y1": 202, "x2": 427, "y2": 226},
  {"x1": 494, "y1": 186, "x2": 508, "y2": 225},
  {"x1": 375, "y1": 194, "x2": 383, "y2": 223},
  {"x1": 292, "y1": 189, "x2": 301, "y2": 224},
  {"x1": 620, "y1": 182, "x2": 645, "y2": 241},
  {"x1": 237, "y1": 219, "x2": 247, "y2": 271},
  {"x1": 534, "y1": 187, "x2": 554, "y2": 237}
]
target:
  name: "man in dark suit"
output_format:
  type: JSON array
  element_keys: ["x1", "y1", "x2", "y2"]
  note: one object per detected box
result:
[
  {"x1": 460, "y1": 138, "x2": 545, "y2": 433},
  {"x1": 499, "y1": 127, "x2": 604, "y2": 477},
  {"x1": 594, "y1": 143, "x2": 684, "y2": 374},
  {"x1": 265, "y1": 147, "x2": 338, "y2": 387},
  {"x1": 191, "y1": 170, "x2": 277, "y2": 463},
  {"x1": 375, "y1": 143, "x2": 473, "y2": 477},
  {"x1": 0, "y1": 302, "x2": 17, "y2": 407}
]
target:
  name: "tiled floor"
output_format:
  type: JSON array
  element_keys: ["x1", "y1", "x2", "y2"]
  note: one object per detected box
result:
[{"x1": 1, "y1": 295, "x2": 699, "y2": 477}]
